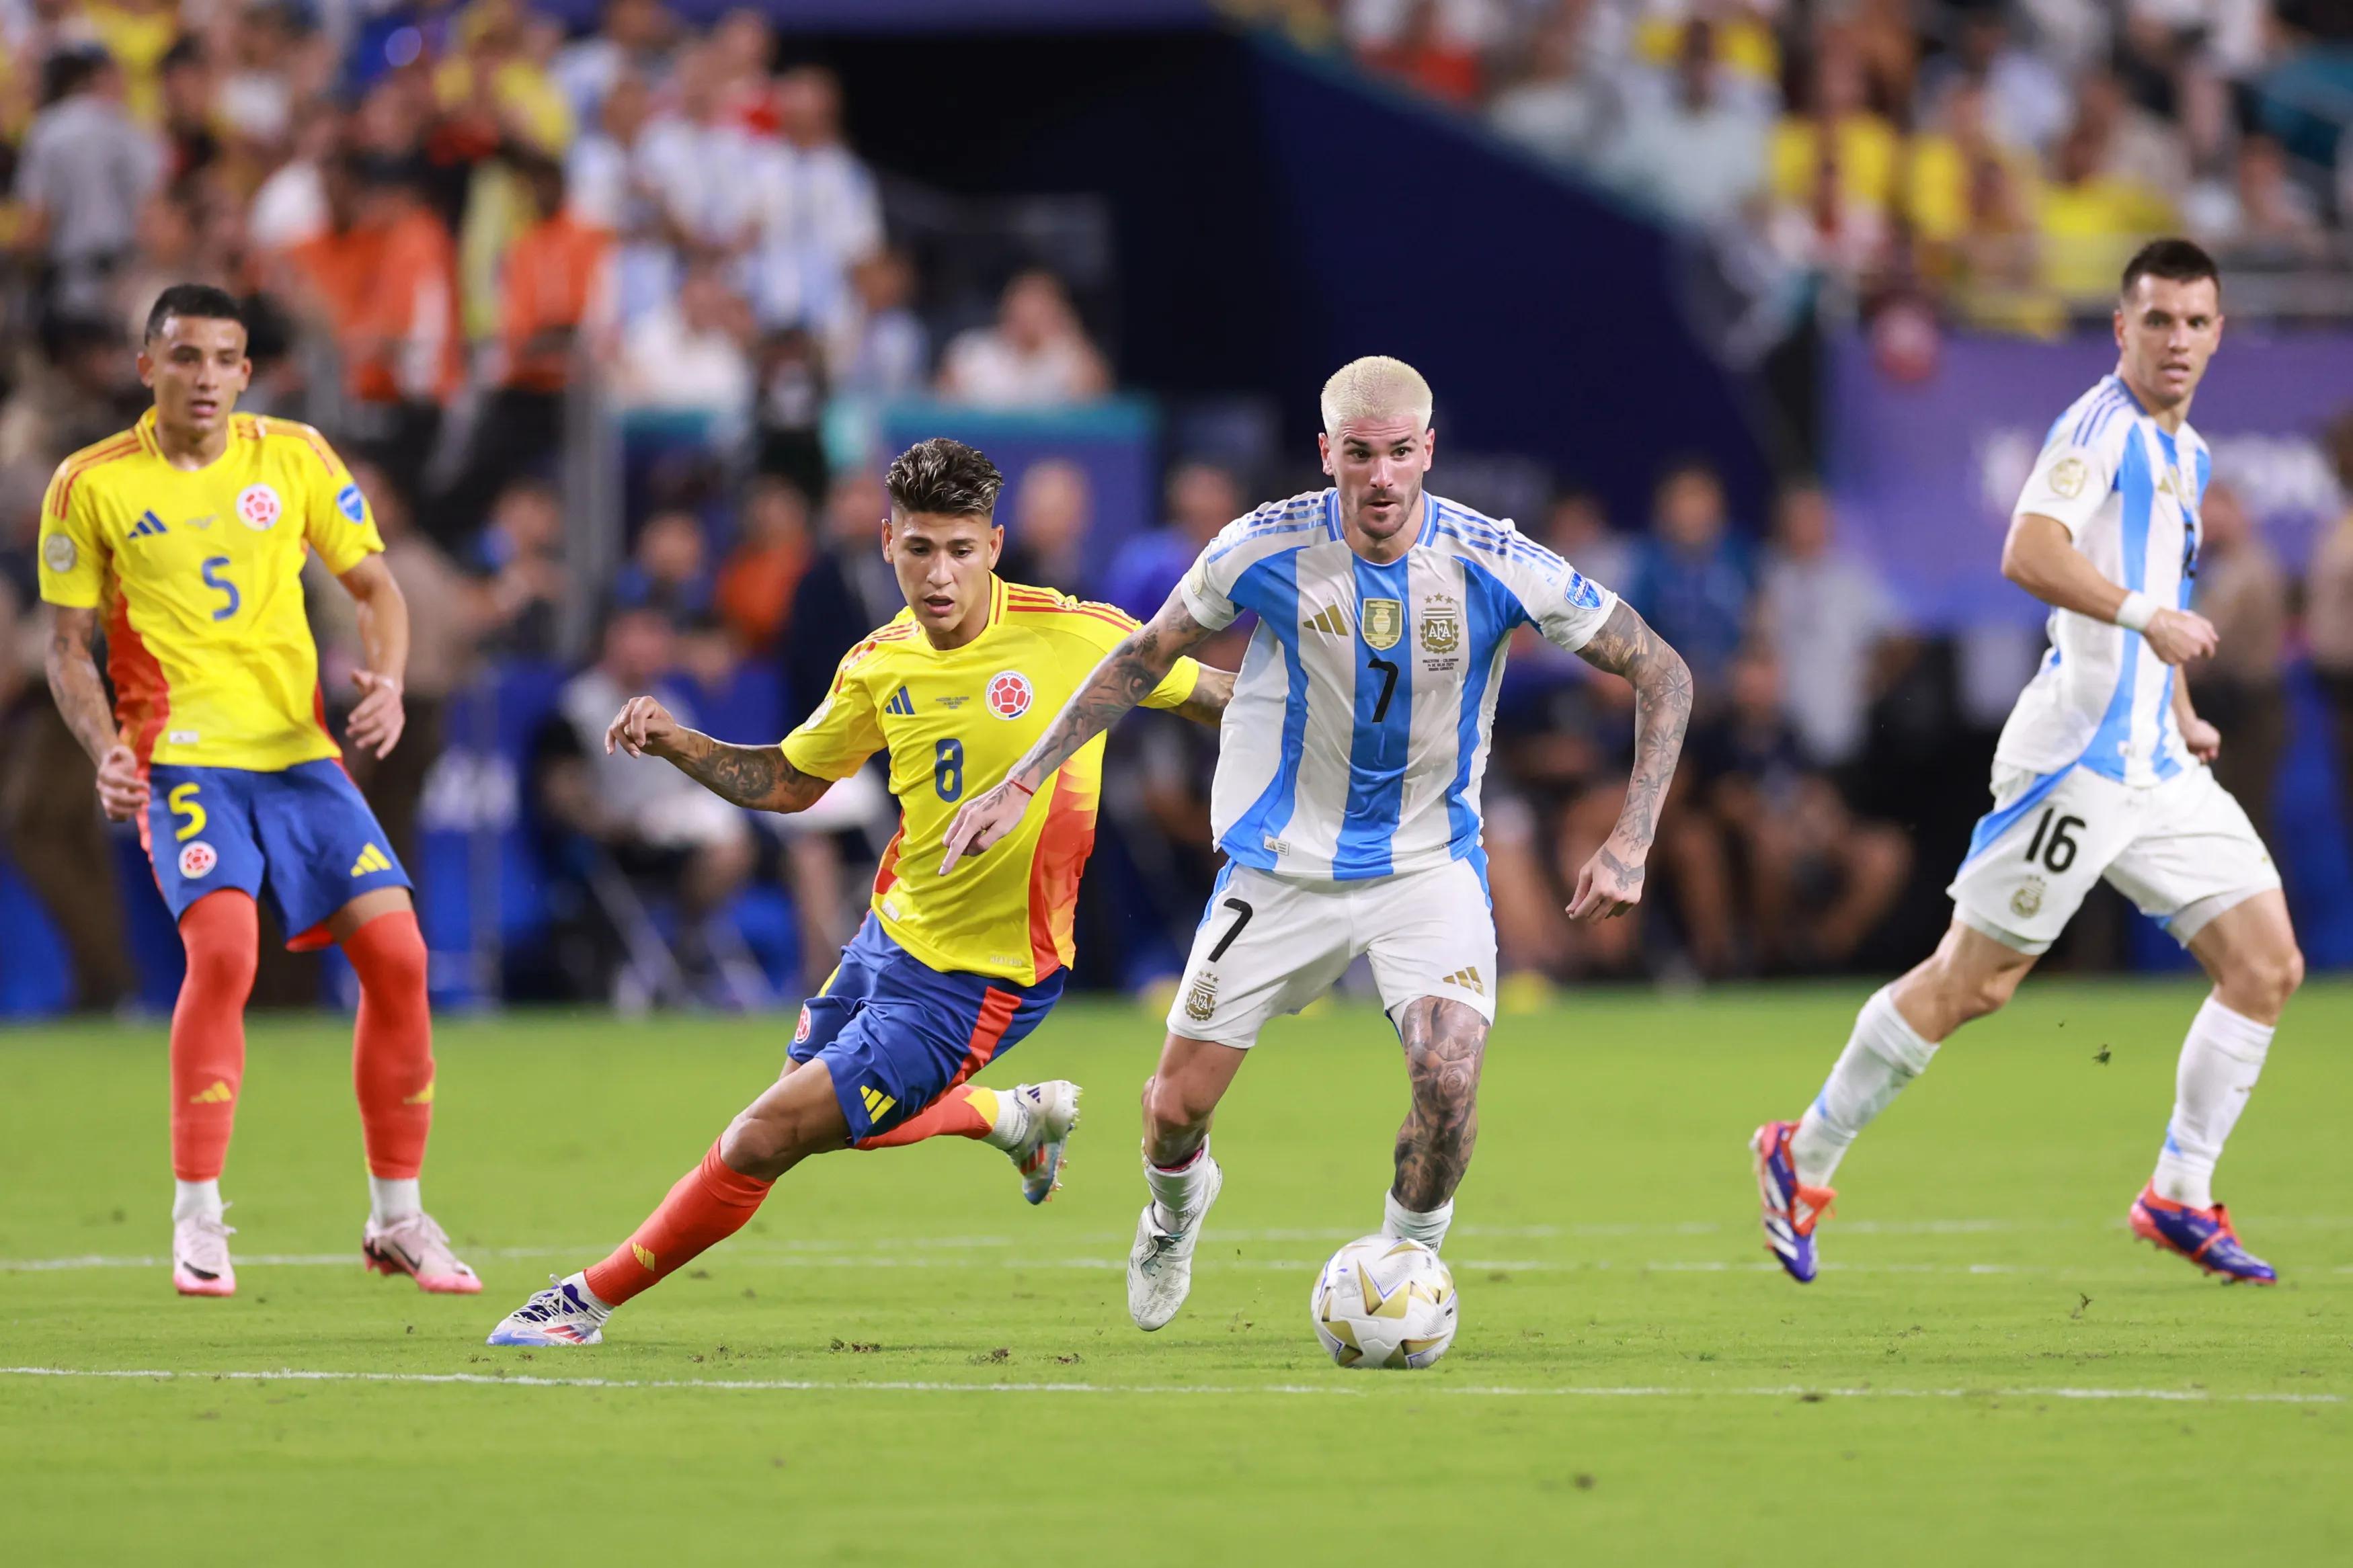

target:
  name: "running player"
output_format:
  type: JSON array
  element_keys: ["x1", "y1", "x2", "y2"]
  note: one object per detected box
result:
[
  {"x1": 1751, "y1": 241, "x2": 2303, "y2": 1285},
  {"x1": 39, "y1": 285, "x2": 473, "y2": 1297},
  {"x1": 486, "y1": 438, "x2": 1233, "y2": 1346},
  {"x1": 943, "y1": 358, "x2": 1693, "y2": 1331}
]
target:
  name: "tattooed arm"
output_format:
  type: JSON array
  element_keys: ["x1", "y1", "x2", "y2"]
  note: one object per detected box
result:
[
  {"x1": 604, "y1": 695, "x2": 832, "y2": 813},
  {"x1": 940, "y1": 589, "x2": 1218, "y2": 870},
  {"x1": 47, "y1": 606, "x2": 149, "y2": 821},
  {"x1": 1565, "y1": 600, "x2": 1693, "y2": 921}
]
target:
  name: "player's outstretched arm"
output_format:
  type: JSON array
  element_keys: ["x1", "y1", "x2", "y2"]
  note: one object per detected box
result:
[
  {"x1": 44, "y1": 606, "x2": 147, "y2": 821},
  {"x1": 1567, "y1": 600, "x2": 1691, "y2": 921},
  {"x1": 2003, "y1": 513, "x2": 2216, "y2": 665},
  {"x1": 939, "y1": 591, "x2": 1216, "y2": 872},
  {"x1": 606, "y1": 695, "x2": 831, "y2": 813}
]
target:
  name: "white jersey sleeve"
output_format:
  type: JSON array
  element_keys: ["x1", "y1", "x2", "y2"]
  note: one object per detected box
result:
[
  {"x1": 1429, "y1": 504, "x2": 1619, "y2": 652},
  {"x1": 2013, "y1": 382, "x2": 2136, "y2": 537},
  {"x1": 1179, "y1": 491, "x2": 1334, "y2": 630}
]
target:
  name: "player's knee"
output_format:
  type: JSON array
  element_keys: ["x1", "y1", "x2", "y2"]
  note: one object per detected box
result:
[
  {"x1": 355, "y1": 914, "x2": 429, "y2": 995},
  {"x1": 1140, "y1": 1073, "x2": 1209, "y2": 1139},
  {"x1": 2230, "y1": 942, "x2": 2304, "y2": 1016},
  {"x1": 719, "y1": 1109, "x2": 800, "y2": 1180},
  {"x1": 180, "y1": 896, "x2": 259, "y2": 997}
]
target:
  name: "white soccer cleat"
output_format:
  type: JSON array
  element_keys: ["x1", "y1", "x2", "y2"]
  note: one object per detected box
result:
[
  {"x1": 1004, "y1": 1080, "x2": 1082, "y2": 1204},
  {"x1": 172, "y1": 1213, "x2": 237, "y2": 1298},
  {"x1": 1127, "y1": 1155, "x2": 1223, "y2": 1331},
  {"x1": 363, "y1": 1211, "x2": 483, "y2": 1294},
  {"x1": 487, "y1": 1274, "x2": 608, "y2": 1346}
]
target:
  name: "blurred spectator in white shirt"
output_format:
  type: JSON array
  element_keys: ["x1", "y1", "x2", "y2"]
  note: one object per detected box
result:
[
  {"x1": 937, "y1": 270, "x2": 1112, "y2": 408},
  {"x1": 248, "y1": 106, "x2": 342, "y2": 251},
  {"x1": 1488, "y1": 4, "x2": 1624, "y2": 170},
  {"x1": 746, "y1": 65, "x2": 883, "y2": 329},
  {"x1": 1922, "y1": 7, "x2": 2072, "y2": 155},
  {"x1": 1604, "y1": 18, "x2": 1765, "y2": 229},
  {"x1": 2188, "y1": 135, "x2": 2329, "y2": 264},
  {"x1": 616, "y1": 262, "x2": 755, "y2": 437},
  {"x1": 636, "y1": 41, "x2": 763, "y2": 257},
  {"x1": 1757, "y1": 483, "x2": 1901, "y2": 770},
  {"x1": 824, "y1": 248, "x2": 929, "y2": 399},
  {"x1": 567, "y1": 72, "x2": 677, "y2": 326},
  {"x1": 553, "y1": 0, "x2": 674, "y2": 125}
]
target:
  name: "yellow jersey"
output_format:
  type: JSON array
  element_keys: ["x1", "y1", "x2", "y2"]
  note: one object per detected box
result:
[
  {"x1": 783, "y1": 577, "x2": 1202, "y2": 986},
  {"x1": 37, "y1": 410, "x2": 385, "y2": 772}
]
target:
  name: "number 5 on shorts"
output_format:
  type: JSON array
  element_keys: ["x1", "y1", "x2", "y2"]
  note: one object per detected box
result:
[{"x1": 1207, "y1": 897, "x2": 1254, "y2": 961}]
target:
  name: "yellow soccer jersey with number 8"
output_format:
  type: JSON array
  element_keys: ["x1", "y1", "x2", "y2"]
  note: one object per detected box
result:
[
  {"x1": 783, "y1": 577, "x2": 1201, "y2": 986},
  {"x1": 36, "y1": 409, "x2": 385, "y2": 771}
]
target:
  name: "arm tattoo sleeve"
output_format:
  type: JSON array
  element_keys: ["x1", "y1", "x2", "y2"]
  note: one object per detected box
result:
[
  {"x1": 669, "y1": 731, "x2": 830, "y2": 813},
  {"x1": 45, "y1": 610, "x2": 120, "y2": 764},
  {"x1": 1007, "y1": 593, "x2": 1217, "y2": 788},
  {"x1": 1572, "y1": 600, "x2": 1693, "y2": 862}
]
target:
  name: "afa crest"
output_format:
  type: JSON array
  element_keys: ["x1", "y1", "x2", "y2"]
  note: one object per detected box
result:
[
  {"x1": 1183, "y1": 972, "x2": 1219, "y2": 1023},
  {"x1": 2047, "y1": 456, "x2": 2088, "y2": 501},
  {"x1": 1420, "y1": 594, "x2": 1460, "y2": 655},
  {"x1": 2011, "y1": 877, "x2": 2045, "y2": 919},
  {"x1": 1361, "y1": 597, "x2": 1404, "y2": 651}
]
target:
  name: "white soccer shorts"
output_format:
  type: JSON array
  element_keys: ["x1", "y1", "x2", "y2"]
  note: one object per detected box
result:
[
  {"x1": 1946, "y1": 762, "x2": 2280, "y2": 956},
  {"x1": 1164, "y1": 858, "x2": 1498, "y2": 1048}
]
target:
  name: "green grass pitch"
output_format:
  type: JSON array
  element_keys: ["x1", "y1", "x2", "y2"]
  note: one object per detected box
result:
[{"x1": 3, "y1": 982, "x2": 2349, "y2": 1565}]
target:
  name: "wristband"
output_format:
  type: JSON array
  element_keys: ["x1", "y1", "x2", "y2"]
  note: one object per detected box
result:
[
  {"x1": 2114, "y1": 591, "x2": 2159, "y2": 632},
  {"x1": 1008, "y1": 775, "x2": 1036, "y2": 798}
]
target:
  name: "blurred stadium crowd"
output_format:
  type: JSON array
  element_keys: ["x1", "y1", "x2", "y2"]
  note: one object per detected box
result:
[
  {"x1": 1238, "y1": 0, "x2": 2353, "y2": 328},
  {"x1": 2, "y1": 0, "x2": 2352, "y2": 1014}
]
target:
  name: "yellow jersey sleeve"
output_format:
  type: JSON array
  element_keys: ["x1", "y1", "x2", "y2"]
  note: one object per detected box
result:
[
  {"x1": 278, "y1": 421, "x2": 384, "y2": 575},
  {"x1": 1053, "y1": 599, "x2": 1201, "y2": 710},
  {"x1": 36, "y1": 454, "x2": 110, "y2": 610},
  {"x1": 780, "y1": 638, "x2": 891, "y2": 780}
]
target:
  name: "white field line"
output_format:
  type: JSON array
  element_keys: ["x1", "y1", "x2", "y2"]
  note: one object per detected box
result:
[
  {"x1": 0, "y1": 1366, "x2": 2337, "y2": 1405},
  {"x1": 3, "y1": 1247, "x2": 2332, "y2": 1278}
]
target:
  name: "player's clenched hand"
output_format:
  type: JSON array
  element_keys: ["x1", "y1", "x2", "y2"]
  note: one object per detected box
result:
[
  {"x1": 1567, "y1": 843, "x2": 1644, "y2": 922},
  {"x1": 2180, "y1": 714, "x2": 2222, "y2": 764},
  {"x1": 2143, "y1": 608, "x2": 2218, "y2": 666},
  {"x1": 939, "y1": 778, "x2": 1034, "y2": 874},
  {"x1": 606, "y1": 695, "x2": 682, "y2": 759},
  {"x1": 347, "y1": 670, "x2": 405, "y2": 758},
  {"x1": 94, "y1": 742, "x2": 149, "y2": 823}
]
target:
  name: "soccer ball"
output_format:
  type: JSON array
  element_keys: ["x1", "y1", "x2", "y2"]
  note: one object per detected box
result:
[{"x1": 1310, "y1": 1235, "x2": 1458, "y2": 1369}]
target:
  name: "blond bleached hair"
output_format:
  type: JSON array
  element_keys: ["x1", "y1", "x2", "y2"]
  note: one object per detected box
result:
[{"x1": 1320, "y1": 356, "x2": 1433, "y2": 434}]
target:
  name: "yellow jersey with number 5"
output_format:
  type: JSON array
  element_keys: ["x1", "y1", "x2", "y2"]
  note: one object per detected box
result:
[
  {"x1": 783, "y1": 576, "x2": 1201, "y2": 985},
  {"x1": 36, "y1": 409, "x2": 385, "y2": 772}
]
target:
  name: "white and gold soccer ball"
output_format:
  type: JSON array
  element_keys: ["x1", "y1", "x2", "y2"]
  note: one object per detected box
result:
[{"x1": 1310, "y1": 1235, "x2": 1458, "y2": 1369}]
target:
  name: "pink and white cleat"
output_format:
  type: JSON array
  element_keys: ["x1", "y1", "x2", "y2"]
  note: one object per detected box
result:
[
  {"x1": 362, "y1": 1211, "x2": 482, "y2": 1294},
  {"x1": 172, "y1": 1213, "x2": 237, "y2": 1297}
]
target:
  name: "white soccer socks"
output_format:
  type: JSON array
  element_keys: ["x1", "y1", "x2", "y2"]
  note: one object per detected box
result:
[
  {"x1": 368, "y1": 1176, "x2": 423, "y2": 1227},
  {"x1": 1790, "y1": 985, "x2": 1941, "y2": 1189},
  {"x1": 1145, "y1": 1143, "x2": 1215, "y2": 1233},
  {"x1": 1381, "y1": 1192, "x2": 1453, "y2": 1251},
  {"x1": 173, "y1": 1178, "x2": 224, "y2": 1225},
  {"x1": 2152, "y1": 997, "x2": 2273, "y2": 1210}
]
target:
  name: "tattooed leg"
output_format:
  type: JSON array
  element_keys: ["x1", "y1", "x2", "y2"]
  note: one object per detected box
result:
[{"x1": 1391, "y1": 997, "x2": 1490, "y2": 1212}]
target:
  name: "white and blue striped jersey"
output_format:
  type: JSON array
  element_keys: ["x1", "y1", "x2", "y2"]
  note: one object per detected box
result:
[
  {"x1": 1999, "y1": 373, "x2": 2210, "y2": 788},
  {"x1": 1179, "y1": 489, "x2": 1619, "y2": 882}
]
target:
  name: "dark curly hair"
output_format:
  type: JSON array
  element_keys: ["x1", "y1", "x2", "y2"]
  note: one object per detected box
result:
[{"x1": 885, "y1": 438, "x2": 1004, "y2": 520}]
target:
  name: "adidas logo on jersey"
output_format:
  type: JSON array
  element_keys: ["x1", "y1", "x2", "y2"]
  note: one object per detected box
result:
[
  {"x1": 860, "y1": 1085, "x2": 898, "y2": 1122},
  {"x1": 1439, "y1": 966, "x2": 1485, "y2": 997},
  {"x1": 350, "y1": 843, "x2": 393, "y2": 876},
  {"x1": 1304, "y1": 604, "x2": 1350, "y2": 637},
  {"x1": 128, "y1": 510, "x2": 170, "y2": 539},
  {"x1": 188, "y1": 1079, "x2": 234, "y2": 1106},
  {"x1": 885, "y1": 685, "x2": 916, "y2": 715}
]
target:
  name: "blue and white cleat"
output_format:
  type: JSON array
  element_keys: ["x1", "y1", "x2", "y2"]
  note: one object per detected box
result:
[
  {"x1": 1751, "y1": 1120, "x2": 1835, "y2": 1284},
  {"x1": 487, "y1": 1274, "x2": 610, "y2": 1346},
  {"x1": 1004, "y1": 1080, "x2": 1082, "y2": 1205},
  {"x1": 2129, "y1": 1186, "x2": 2277, "y2": 1284}
]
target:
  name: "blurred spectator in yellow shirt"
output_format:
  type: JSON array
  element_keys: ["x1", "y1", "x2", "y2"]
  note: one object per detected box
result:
[
  {"x1": 1771, "y1": 37, "x2": 1899, "y2": 232},
  {"x1": 83, "y1": 0, "x2": 177, "y2": 124},
  {"x1": 2036, "y1": 119, "x2": 2175, "y2": 302}
]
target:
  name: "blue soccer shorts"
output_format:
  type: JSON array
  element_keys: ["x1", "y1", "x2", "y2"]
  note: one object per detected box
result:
[
  {"x1": 789, "y1": 913, "x2": 1064, "y2": 1142},
  {"x1": 142, "y1": 759, "x2": 411, "y2": 948}
]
